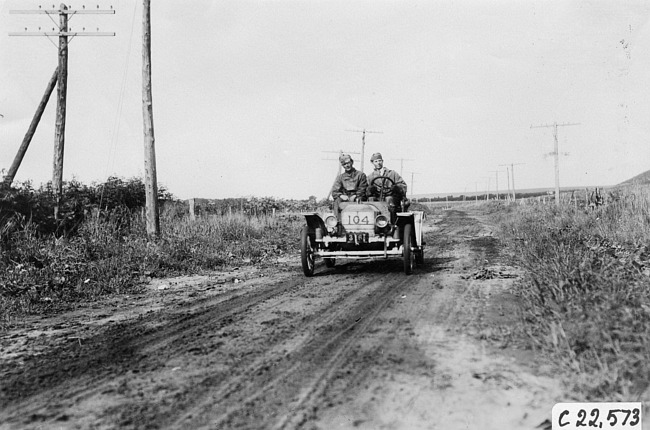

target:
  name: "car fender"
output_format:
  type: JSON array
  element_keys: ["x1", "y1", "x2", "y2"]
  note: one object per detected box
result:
[
  {"x1": 396, "y1": 211, "x2": 425, "y2": 246},
  {"x1": 303, "y1": 213, "x2": 327, "y2": 232}
]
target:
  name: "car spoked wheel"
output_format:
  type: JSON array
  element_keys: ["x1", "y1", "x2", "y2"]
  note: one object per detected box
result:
[
  {"x1": 301, "y1": 227, "x2": 315, "y2": 276},
  {"x1": 403, "y1": 224, "x2": 415, "y2": 275}
]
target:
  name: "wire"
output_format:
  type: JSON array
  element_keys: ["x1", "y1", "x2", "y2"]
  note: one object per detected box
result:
[{"x1": 99, "y1": 0, "x2": 138, "y2": 211}]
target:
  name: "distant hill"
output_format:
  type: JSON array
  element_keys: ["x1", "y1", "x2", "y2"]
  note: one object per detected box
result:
[{"x1": 618, "y1": 169, "x2": 650, "y2": 186}]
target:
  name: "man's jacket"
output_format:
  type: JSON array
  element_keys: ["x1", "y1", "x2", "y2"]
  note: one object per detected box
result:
[
  {"x1": 331, "y1": 169, "x2": 368, "y2": 200},
  {"x1": 367, "y1": 168, "x2": 407, "y2": 197}
]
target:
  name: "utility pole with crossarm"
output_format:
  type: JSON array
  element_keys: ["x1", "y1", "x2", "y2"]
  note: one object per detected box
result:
[
  {"x1": 531, "y1": 122, "x2": 580, "y2": 205},
  {"x1": 9, "y1": 4, "x2": 115, "y2": 218},
  {"x1": 345, "y1": 129, "x2": 383, "y2": 172},
  {"x1": 488, "y1": 169, "x2": 504, "y2": 200},
  {"x1": 499, "y1": 162, "x2": 525, "y2": 201}
]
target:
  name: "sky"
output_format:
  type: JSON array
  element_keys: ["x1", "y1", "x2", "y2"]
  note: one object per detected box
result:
[{"x1": 2, "y1": 0, "x2": 650, "y2": 200}]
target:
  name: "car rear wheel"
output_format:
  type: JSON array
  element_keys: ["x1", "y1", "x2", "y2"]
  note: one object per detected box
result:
[
  {"x1": 301, "y1": 226, "x2": 315, "y2": 276},
  {"x1": 403, "y1": 223, "x2": 415, "y2": 275},
  {"x1": 324, "y1": 258, "x2": 336, "y2": 268}
]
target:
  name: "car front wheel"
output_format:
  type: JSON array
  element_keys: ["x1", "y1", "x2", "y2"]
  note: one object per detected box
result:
[
  {"x1": 301, "y1": 226, "x2": 315, "y2": 276},
  {"x1": 403, "y1": 224, "x2": 415, "y2": 275}
]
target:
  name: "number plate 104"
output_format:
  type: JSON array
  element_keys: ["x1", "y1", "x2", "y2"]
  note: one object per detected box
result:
[
  {"x1": 552, "y1": 402, "x2": 642, "y2": 429},
  {"x1": 345, "y1": 212, "x2": 372, "y2": 225}
]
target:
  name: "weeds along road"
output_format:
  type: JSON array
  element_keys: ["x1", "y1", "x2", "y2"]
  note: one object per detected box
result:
[{"x1": 0, "y1": 208, "x2": 562, "y2": 430}]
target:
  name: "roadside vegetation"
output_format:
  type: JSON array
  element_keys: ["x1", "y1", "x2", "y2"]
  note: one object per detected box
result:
[
  {"x1": 494, "y1": 186, "x2": 650, "y2": 401},
  {"x1": 0, "y1": 178, "x2": 307, "y2": 329}
]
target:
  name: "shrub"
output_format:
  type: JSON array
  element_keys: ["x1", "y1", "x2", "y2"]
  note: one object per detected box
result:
[
  {"x1": 495, "y1": 188, "x2": 650, "y2": 399},
  {"x1": 0, "y1": 177, "x2": 174, "y2": 238},
  {"x1": 0, "y1": 204, "x2": 303, "y2": 328}
]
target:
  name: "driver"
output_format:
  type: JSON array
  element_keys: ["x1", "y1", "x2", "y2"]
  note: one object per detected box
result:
[
  {"x1": 330, "y1": 154, "x2": 368, "y2": 222},
  {"x1": 366, "y1": 152, "x2": 408, "y2": 215}
]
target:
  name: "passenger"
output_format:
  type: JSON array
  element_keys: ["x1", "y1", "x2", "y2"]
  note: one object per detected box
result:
[
  {"x1": 330, "y1": 154, "x2": 368, "y2": 222},
  {"x1": 366, "y1": 152, "x2": 409, "y2": 216}
]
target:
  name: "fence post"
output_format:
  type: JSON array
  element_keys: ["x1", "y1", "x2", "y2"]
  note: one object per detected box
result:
[{"x1": 189, "y1": 198, "x2": 196, "y2": 220}]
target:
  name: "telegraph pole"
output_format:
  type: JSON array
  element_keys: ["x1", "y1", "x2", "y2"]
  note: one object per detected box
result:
[
  {"x1": 9, "y1": 4, "x2": 115, "y2": 217},
  {"x1": 499, "y1": 163, "x2": 518, "y2": 201},
  {"x1": 531, "y1": 122, "x2": 580, "y2": 205},
  {"x1": 407, "y1": 172, "x2": 420, "y2": 198},
  {"x1": 510, "y1": 163, "x2": 525, "y2": 201},
  {"x1": 483, "y1": 177, "x2": 491, "y2": 201},
  {"x1": 345, "y1": 129, "x2": 383, "y2": 172},
  {"x1": 500, "y1": 162, "x2": 525, "y2": 201},
  {"x1": 53, "y1": 4, "x2": 69, "y2": 219},
  {"x1": 488, "y1": 170, "x2": 502, "y2": 200},
  {"x1": 143, "y1": 0, "x2": 159, "y2": 237},
  {"x1": 3, "y1": 67, "x2": 58, "y2": 189},
  {"x1": 390, "y1": 158, "x2": 414, "y2": 176},
  {"x1": 504, "y1": 165, "x2": 512, "y2": 200}
]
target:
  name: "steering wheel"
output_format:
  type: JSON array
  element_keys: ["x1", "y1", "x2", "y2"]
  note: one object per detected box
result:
[{"x1": 370, "y1": 176, "x2": 395, "y2": 201}]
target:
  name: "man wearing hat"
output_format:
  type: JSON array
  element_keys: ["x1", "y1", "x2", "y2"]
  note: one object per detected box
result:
[
  {"x1": 366, "y1": 152, "x2": 408, "y2": 218},
  {"x1": 330, "y1": 154, "x2": 368, "y2": 222}
]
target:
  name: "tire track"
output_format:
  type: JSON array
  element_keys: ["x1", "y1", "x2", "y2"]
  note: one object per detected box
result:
[
  {"x1": 2, "y1": 256, "x2": 427, "y2": 430},
  {"x1": 174, "y1": 272, "x2": 413, "y2": 429},
  {"x1": 0, "y1": 276, "x2": 305, "y2": 423},
  {"x1": 275, "y1": 275, "x2": 413, "y2": 430}
]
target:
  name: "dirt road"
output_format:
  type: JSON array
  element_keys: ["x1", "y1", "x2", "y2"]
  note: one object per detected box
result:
[{"x1": 0, "y1": 208, "x2": 563, "y2": 429}]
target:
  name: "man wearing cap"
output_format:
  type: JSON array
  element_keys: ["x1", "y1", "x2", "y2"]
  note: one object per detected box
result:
[
  {"x1": 330, "y1": 154, "x2": 368, "y2": 222},
  {"x1": 366, "y1": 152, "x2": 408, "y2": 217}
]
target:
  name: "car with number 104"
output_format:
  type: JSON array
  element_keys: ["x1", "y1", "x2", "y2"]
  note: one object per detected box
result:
[{"x1": 300, "y1": 176, "x2": 426, "y2": 276}]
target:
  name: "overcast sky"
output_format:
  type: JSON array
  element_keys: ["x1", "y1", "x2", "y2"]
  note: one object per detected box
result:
[{"x1": 2, "y1": 0, "x2": 650, "y2": 200}]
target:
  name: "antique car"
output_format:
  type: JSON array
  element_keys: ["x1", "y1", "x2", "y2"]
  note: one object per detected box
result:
[{"x1": 300, "y1": 176, "x2": 426, "y2": 276}]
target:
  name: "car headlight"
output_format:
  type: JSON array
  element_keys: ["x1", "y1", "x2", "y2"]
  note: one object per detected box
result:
[
  {"x1": 325, "y1": 216, "x2": 337, "y2": 228},
  {"x1": 375, "y1": 215, "x2": 388, "y2": 228}
]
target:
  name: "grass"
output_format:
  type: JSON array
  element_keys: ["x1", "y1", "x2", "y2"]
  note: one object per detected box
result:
[
  {"x1": 494, "y1": 186, "x2": 650, "y2": 400},
  {"x1": 0, "y1": 208, "x2": 303, "y2": 329}
]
